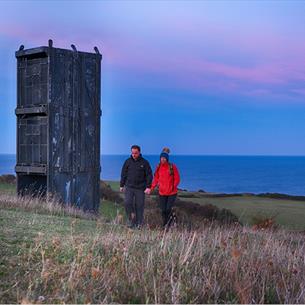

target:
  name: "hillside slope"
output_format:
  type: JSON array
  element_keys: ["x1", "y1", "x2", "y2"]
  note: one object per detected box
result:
[{"x1": 1, "y1": 191, "x2": 305, "y2": 303}]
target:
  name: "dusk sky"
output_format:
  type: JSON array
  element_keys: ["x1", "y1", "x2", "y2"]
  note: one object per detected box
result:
[{"x1": 1, "y1": 1, "x2": 305, "y2": 155}]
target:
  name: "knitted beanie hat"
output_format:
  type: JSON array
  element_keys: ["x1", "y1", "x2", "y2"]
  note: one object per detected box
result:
[{"x1": 160, "y1": 147, "x2": 170, "y2": 161}]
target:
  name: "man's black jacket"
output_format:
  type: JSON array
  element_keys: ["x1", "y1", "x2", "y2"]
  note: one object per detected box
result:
[{"x1": 120, "y1": 155, "x2": 153, "y2": 190}]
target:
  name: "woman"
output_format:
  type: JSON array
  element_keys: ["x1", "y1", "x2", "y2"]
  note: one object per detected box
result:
[{"x1": 149, "y1": 147, "x2": 180, "y2": 228}]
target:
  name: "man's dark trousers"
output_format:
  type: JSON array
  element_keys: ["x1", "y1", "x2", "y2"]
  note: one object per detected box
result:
[{"x1": 124, "y1": 186, "x2": 145, "y2": 226}]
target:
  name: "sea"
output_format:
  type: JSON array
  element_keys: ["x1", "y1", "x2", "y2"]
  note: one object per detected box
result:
[{"x1": 1, "y1": 154, "x2": 305, "y2": 196}]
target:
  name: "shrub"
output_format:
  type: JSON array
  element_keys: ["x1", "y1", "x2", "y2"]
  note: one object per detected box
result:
[
  {"x1": 0, "y1": 174, "x2": 16, "y2": 184},
  {"x1": 252, "y1": 214, "x2": 278, "y2": 230},
  {"x1": 100, "y1": 180, "x2": 123, "y2": 203}
]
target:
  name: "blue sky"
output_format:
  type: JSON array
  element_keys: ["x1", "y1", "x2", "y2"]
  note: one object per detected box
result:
[{"x1": 1, "y1": 0, "x2": 305, "y2": 155}]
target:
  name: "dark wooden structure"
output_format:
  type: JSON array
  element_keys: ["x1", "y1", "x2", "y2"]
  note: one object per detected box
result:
[{"x1": 15, "y1": 40, "x2": 102, "y2": 212}]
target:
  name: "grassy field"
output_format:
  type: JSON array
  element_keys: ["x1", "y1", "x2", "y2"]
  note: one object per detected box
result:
[
  {"x1": 1, "y1": 191, "x2": 305, "y2": 303},
  {"x1": 103, "y1": 180, "x2": 305, "y2": 231},
  {"x1": 2, "y1": 180, "x2": 305, "y2": 303},
  {"x1": 2, "y1": 180, "x2": 305, "y2": 231},
  {"x1": 181, "y1": 195, "x2": 305, "y2": 231}
]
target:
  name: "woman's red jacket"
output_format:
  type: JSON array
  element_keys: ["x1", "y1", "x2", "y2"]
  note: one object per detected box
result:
[{"x1": 150, "y1": 162, "x2": 180, "y2": 196}]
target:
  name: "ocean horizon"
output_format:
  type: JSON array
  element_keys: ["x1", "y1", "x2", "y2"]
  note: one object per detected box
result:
[{"x1": 1, "y1": 153, "x2": 305, "y2": 196}]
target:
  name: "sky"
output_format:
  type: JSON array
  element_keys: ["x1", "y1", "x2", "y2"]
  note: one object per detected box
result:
[{"x1": 1, "y1": 0, "x2": 305, "y2": 155}]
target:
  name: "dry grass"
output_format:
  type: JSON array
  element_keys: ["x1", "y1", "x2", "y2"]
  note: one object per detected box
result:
[
  {"x1": 1, "y1": 191, "x2": 305, "y2": 303},
  {"x1": 0, "y1": 193, "x2": 98, "y2": 220},
  {"x1": 1, "y1": 201, "x2": 305, "y2": 303}
]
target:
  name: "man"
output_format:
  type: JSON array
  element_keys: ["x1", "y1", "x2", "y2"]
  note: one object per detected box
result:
[{"x1": 120, "y1": 145, "x2": 152, "y2": 229}]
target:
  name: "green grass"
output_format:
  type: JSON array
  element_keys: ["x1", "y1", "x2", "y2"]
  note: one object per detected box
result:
[
  {"x1": 0, "y1": 182, "x2": 124, "y2": 223},
  {"x1": 0, "y1": 196, "x2": 126, "y2": 260},
  {"x1": 181, "y1": 195, "x2": 305, "y2": 230},
  {"x1": 104, "y1": 180, "x2": 120, "y2": 192},
  {"x1": 99, "y1": 199, "x2": 125, "y2": 221},
  {"x1": 0, "y1": 207, "x2": 99, "y2": 244},
  {"x1": 0, "y1": 183, "x2": 15, "y2": 196}
]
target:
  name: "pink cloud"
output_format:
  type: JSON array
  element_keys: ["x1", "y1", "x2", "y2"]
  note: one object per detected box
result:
[{"x1": 2, "y1": 17, "x2": 305, "y2": 103}]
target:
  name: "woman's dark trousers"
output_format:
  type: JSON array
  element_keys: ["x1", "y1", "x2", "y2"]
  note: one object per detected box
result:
[{"x1": 159, "y1": 194, "x2": 177, "y2": 227}]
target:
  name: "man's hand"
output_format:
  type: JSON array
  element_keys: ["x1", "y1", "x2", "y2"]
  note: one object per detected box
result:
[
  {"x1": 120, "y1": 187, "x2": 124, "y2": 193},
  {"x1": 144, "y1": 188, "x2": 151, "y2": 195}
]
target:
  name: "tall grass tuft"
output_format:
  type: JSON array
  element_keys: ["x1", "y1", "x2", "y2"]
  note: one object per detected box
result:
[{"x1": 0, "y1": 193, "x2": 98, "y2": 220}]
